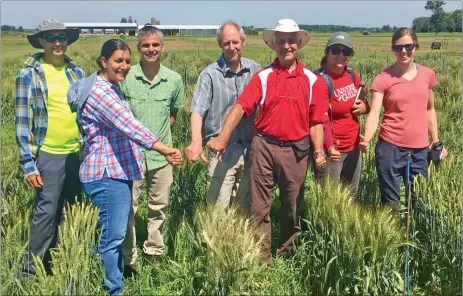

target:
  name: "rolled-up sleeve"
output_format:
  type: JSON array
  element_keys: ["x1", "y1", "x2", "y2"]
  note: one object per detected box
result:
[{"x1": 190, "y1": 72, "x2": 212, "y2": 117}]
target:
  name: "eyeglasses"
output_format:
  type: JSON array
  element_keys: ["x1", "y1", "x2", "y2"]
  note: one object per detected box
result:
[
  {"x1": 330, "y1": 46, "x2": 353, "y2": 56},
  {"x1": 392, "y1": 43, "x2": 416, "y2": 52},
  {"x1": 274, "y1": 37, "x2": 298, "y2": 46},
  {"x1": 41, "y1": 34, "x2": 67, "y2": 43}
]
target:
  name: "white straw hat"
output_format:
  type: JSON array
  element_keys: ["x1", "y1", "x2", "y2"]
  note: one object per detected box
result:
[{"x1": 263, "y1": 19, "x2": 310, "y2": 50}]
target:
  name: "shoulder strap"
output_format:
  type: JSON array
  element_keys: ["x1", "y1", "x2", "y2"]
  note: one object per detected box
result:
[
  {"x1": 314, "y1": 68, "x2": 334, "y2": 102},
  {"x1": 346, "y1": 67, "x2": 356, "y2": 85}
]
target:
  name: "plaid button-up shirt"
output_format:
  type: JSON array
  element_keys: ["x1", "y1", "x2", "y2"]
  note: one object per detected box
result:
[
  {"x1": 15, "y1": 53, "x2": 85, "y2": 178},
  {"x1": 79, "y1": 76, "x2": 158, "y2": 183}
]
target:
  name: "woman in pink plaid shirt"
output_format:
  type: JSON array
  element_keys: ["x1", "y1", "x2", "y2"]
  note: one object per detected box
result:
[{"x1": 69, "y1": 39, "x2": 182, "y2": 296}]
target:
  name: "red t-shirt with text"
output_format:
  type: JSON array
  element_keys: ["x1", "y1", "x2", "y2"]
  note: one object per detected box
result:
[{"x1": 320, "y1": 70, "x2": 365, "y2": 152}]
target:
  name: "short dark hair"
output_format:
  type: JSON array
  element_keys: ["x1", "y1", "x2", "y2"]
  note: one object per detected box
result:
[
  {"x1": 96, "y1": 39, "x2": 131, "y2": 69},
  {"x1": 137, "y1": 25, "x2": 164, "y2": 44}
]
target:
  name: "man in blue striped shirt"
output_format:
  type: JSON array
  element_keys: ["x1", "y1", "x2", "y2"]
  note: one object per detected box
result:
[
  {"x1": 16, "y1": 19, "x2": 85, "y2": 279},
  {"x1": 186, "y1": 20, "x2": 261, "y2": 212}
]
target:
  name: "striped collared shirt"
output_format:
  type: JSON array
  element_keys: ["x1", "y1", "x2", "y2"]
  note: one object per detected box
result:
[
  {"x1": 79, "y1": 76, "x2": 158, "y2": 183},
  {"x1": 190, "y1": 54, "x2": 261, "y2": 146},
  {"x1": 15, "y1": 53, "x2": 85, "y2": 178}
]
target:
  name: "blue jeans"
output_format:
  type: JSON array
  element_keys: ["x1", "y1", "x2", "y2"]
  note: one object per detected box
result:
[{"x1": 83, "y1": 174, "x2": 132, "y2": 296}]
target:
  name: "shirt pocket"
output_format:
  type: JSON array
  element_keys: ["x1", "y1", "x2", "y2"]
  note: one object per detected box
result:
[{"x1": 151, "y1": 90, "x2": 173, "y2": 117}]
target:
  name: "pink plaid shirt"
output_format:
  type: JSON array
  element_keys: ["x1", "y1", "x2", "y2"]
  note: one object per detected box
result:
[{"x1": 79, "y1": 76, "x2": 158, "y2": 183}]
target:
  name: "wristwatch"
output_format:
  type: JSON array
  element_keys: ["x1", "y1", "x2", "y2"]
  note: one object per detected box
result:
[{"x1": 313, "y1": 148, "x2": 326, "y2": 158}]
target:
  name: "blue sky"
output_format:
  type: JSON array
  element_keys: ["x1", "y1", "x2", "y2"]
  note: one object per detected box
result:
[{"x1": 1, "y1": 1, "x2": 462, "y2": 29}]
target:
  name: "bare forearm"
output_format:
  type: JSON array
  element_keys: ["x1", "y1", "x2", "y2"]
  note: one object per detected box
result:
[
  {"x1": 428, "y1": 109, "x2": 439, "y2": 142},
  {"x1": 170, "y1": 109, "x2": 178, "y2": 128},
  {"x1": 310, "y1": 123, "x2": 324, "y2": 150},
  {"x1": 219, "y1": 104, "x2": 245, "y2": 142},
  {"x1": 190, "y1": 112, "x2": 204, "y2": 145},
  {"x1": 364, "y1": 111, "x2": 380, "y2": 142}
]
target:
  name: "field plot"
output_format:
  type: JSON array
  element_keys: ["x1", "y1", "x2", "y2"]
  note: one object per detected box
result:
[{"x1": 1, "y1": 33, "x2": 462, "y2": 295}]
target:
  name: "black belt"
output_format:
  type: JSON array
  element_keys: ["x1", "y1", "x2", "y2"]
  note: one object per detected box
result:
[{"x1": 256, "y1": 132, "x2": 294, "y2": 147}]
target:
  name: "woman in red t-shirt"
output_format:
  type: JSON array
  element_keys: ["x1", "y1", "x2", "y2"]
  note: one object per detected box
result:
[
  {"x1": 359, "y1": 28, "x2": 448, "y2": 210},
  {"x1": 313, "y1": 32, "x2": 370, "y2": 198}
]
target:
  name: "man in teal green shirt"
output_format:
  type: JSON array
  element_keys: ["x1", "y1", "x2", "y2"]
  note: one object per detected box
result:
[{"x1": 119, "y1": 25, "x2": 184, "y2": 276}]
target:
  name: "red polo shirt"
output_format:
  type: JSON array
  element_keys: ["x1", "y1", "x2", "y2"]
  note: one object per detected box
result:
[{"x1": 237, "y1": 59, "x2": 328, "y2": 142}]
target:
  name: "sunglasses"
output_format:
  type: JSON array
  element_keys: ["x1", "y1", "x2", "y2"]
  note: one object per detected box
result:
[
  {"x1": 41, "y1": 34, "x2": 67, "y2": 43},
  {"x1": 330, "y1": 46, "x2": 353, "y2": 56},
  {"x1": 392, "y1": 43, "x2": 416, "y2": 52}
]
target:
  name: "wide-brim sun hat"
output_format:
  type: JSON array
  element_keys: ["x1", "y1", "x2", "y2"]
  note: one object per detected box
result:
[
  {"x1": 27, "y1": 18, "x2": 79, "y2": 49},
  {"x1": 263, "y1": 19, "x2": 310, "y2": 51}
]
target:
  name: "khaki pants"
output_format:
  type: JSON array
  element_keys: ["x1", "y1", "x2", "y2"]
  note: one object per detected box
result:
[
  {"x1": 122, "y1": 164, "x2": 173, "y2": 268},
  {"x1": 206, "y1": 142, "x2": 250, "y2": 213}
]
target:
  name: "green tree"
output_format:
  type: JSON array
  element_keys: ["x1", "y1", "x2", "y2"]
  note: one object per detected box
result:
[
  {"x1": 425, "y1": 0, "x2": 446, "y2": 34},
  {"x1": 442, "y1": 12, "x2": 455, "y2": 32},
  {"x1": 412, "y1": 17, "x2": 431, "y2": 32},
  {"x1": 452, "y1": 9, "x2": 462, "y2": 32}
]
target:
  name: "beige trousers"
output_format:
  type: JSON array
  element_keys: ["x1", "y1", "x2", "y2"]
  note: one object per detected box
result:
[
  {"x1": 121, "y1": 164, "x2": 173, "y2": 268},
  {"x1": 206, "y1": 142, "x2": 250, "y2": 213}
]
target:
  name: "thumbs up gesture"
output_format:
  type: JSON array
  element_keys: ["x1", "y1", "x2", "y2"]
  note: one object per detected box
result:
[
  {"x1": 359, "y1": 134, "x2": 370, "y2": 153},
  {"x1": 328, "y1": 140, "x2": 341, "y2": 163}
]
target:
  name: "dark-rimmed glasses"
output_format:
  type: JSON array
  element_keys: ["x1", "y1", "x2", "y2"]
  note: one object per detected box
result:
[
  {"x1": 392, "y1": 43, "x2": 416, "y2": 52},
  {"x1": 41, "y1": 34, "x2": 67, "y2": 43},
  {"x1": 330, "y1": 46, "x2": 353, "y2": 56}
]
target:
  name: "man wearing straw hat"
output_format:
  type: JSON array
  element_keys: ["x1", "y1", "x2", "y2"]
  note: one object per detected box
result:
[
  {"x1": 207, "y1": 19, "x2": 328, "y2": 263},
  {"x1": 15, "y1": 18, "x2": 85, "y2": 278}
]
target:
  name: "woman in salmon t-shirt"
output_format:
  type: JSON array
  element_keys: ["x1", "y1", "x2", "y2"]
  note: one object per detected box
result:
[
  {"x1": 359, "y1": 28, "x2": 448, "y2": 210},
  {"x1": 313, "y1": 32, "x2": 370, "y2": 198}
]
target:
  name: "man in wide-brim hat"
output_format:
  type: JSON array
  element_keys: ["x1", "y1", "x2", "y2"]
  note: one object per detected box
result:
[
  {"x1": 17, "y1": 18, "x2": 85, "y2": 279},
  {"x1": 27, "y1": 18, "x2": 80, "y2": 49},
  {"x1": 207, "y1": 18, "x2": 328, "y2": 264}
]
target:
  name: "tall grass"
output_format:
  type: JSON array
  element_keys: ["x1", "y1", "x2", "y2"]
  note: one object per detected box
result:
[{"x1": 1, "y1": 39, "x2": 461, "y2": 295}]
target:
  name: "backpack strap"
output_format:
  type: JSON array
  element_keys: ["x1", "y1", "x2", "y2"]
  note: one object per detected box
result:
[{"x1": 314, "y1": 68, "x2": 334, "y2": 102}]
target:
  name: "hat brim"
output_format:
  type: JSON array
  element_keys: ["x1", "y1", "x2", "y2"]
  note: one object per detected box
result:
[
  {"x1": 27, "y1": 28, "x2": 80, "y2": 49},
  {"x1": 263, "y1": 29, "x2": 310, "y2": 51},
  {"x1": 326, "y1": 41, "x2": 353, "y2": 49}
]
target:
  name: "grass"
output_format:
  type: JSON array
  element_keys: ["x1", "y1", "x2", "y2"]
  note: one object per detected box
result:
[{"x1": 1, "y1": 33, "x2": 462, "y2": 295}]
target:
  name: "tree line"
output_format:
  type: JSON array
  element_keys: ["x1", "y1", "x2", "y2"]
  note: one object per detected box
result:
[{"x1": 413, "y1": 1, "x2": 462, "y2": 33}]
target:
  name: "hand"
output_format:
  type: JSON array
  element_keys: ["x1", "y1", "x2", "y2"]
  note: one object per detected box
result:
[
  {"x1": 206, "y1": 135, "x2": 227, "y2": 162},
  {"x1": 440, "y1": 146, "x2": 448, "y2": 160},
  {"x1": 351, "y1": 100, "x2": 367, "y2": 116},
  {"x1": 26, "y1": 174, "x2": 43, "y2": 188},
  {"x1": 328, "y1": 140, "x2": 341, "y2": 163},
  {"x1": 359, "y1": 134, "x2": 370, "y2": 153},
  {"x1": 185, "y1": 141, "x2": 208, "y2": 163},
  {"x1": 314, "y1": 149, "x2": 327, "y2": 169},
  {"x1": 429, "y1": 142, "x2": 448, "y2": 160},
  {"x1": 164, "y1": 148, "x2": 183, "y2": 166}
]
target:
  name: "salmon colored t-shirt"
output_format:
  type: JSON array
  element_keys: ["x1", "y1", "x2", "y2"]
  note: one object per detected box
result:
[{"x1": 371, "y1": 64, "x2": 438, "y2": 148}]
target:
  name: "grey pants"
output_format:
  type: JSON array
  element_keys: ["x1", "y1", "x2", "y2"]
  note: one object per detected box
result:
[
  {"x1": 314, "y1": 146, "x2": 361, "y2": 197},
  {"x1": 22, "y1": 150, "x2": 82, "y2": 277}
]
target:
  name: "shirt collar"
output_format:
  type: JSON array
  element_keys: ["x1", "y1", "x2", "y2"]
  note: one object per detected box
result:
[
  {"x1": 217, "y1": 54, "x2": 250, "y2": 77},
  {"x1": 25, "y1": 52, "x2": 76, "y2": 70},
  {"x1": 271, "y1": 58, "x2": 304, "y2": 76},
  {"x1": 133, "y1": 62, "x2": 168, "y2": 84}
]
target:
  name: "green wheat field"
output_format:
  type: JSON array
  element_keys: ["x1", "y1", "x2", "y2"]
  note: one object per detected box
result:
[{"x1": 1, "y1": 32, "x2": 462, "y2": 295}]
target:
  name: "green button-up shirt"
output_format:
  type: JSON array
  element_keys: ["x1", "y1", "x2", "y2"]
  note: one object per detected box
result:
[{"x1": 119, "y1": 63, "x2": 185, "y2": 170}]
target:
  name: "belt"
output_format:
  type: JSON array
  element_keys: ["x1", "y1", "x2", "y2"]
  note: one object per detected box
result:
[{"x1": 256, "y1": 132, "x2": 293, "y2": 147}]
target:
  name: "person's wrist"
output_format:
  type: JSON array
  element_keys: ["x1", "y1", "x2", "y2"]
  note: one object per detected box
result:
[{"x1": 314, "y1": 148, "x2": 326, "y2": 157}]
